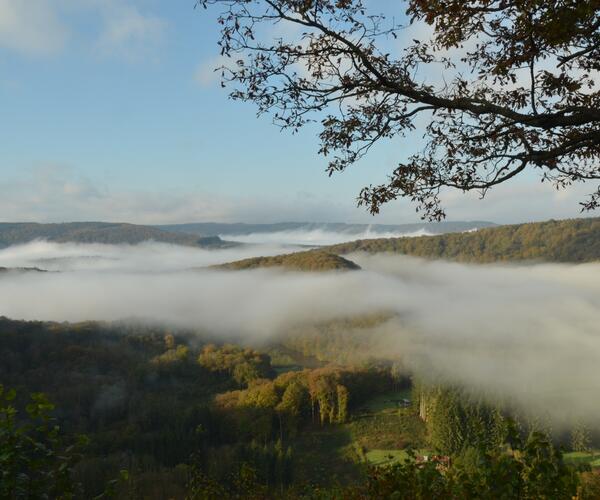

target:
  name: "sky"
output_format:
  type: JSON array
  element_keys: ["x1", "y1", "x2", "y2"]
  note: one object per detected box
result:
[{"x1": 0, "y1": 0, "x2": 598, "y2": 225}]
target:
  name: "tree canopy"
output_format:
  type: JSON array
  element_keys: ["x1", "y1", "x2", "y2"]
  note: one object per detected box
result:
[
  {"x1": 199, "y1": 0, "x2": 600, "y2": 219},
  {"x1": 327, "y1": 216, "x2": 600, "y2": 263}
]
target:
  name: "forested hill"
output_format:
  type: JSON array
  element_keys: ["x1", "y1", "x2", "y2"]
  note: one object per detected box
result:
[
  {"x1": 0, "y1": 222, "x2": 238, "y2": 249},
  {"x1": 0, "y1": 267, "x2": 48, "y2": 273},
  {"x1": 326, "y1": 217, "x2": 600, "y2": 263},
  {"x1": 213, "y1": 250, "x2": 361, "y2": 271}
]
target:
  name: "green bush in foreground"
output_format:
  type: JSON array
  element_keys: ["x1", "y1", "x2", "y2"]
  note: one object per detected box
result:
[
  {"x1": 344, "y1": 427, "x2": 581, "y2": 500},
  {"x1": 1, "y1": 385, "x2": 592, "y2": 499},
  {"x1": 0, "y1": 386, "x2": 127, "y2": 500},
  {"x1": 0, "y1": 384, "x2": 87, "y2": 499}
]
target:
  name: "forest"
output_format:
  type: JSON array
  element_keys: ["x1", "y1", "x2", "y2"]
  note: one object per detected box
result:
[
  {"x1": 212, "y1": 251, "x2": 361, "y2": 272},
  {"x1": 2, "y1": 217, "x2": 600, "y2": 498},
  {"x1": 3, "y1": 0, "x2": 600, "y2": 496},
  {"x1": 208, "y1": 217, "x2": 600, "y2": 272},
  {"x1": 327, "y1": 218, "x2": 600, "y2": 263},
  {"x1": 2, "y1": 314, "x2": 600, "y2": 499},
  {"x1": 0, "y1": 223, "x2": 237, "y2": 249}
]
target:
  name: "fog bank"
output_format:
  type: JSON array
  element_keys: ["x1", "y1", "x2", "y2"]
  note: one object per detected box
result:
[
  {"x1": 223, "y1": 228, "x2": 433, "y2": 246},
  {"x1": 0, "y1": 240, "x2": 305, "y2": 272},
  {"x1": 0, "y1": 241, "x2": 599, "y2": 425}
]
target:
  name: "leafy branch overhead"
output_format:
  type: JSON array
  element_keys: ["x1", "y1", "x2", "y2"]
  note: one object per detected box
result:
[{"x1": 199, "y1": 0, "x2": 600, "y2": 219}]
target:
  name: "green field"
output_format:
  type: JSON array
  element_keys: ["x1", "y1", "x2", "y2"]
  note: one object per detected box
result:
[
  {"x1": 274, "y1": 391, "x2": 420, "y2": 486},
  {"x1": 365, "y1": 448, "x2": 431, "y2": 466},
  {"x1": 358, "y1": 389, "x2": 412, "y2": 413},
  {"x1": 344, "y1": 390, "x2": 427, "y2": 467},
  {"x1": 564, "y1": 451, "x2": 600, "y2": 468},
  {"x1": 290, "y1": 389, "x2": 427, "y2": 482}
]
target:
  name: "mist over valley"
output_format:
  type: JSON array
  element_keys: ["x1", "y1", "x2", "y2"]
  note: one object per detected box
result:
[
  {"x1": 1, "y1": 219, "x2": 599, "y2": 426},
  {"x1": 3, "y1": 1, "x2": 600, "y2": 494}
]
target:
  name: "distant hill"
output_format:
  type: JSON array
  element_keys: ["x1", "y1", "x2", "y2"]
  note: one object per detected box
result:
[
  {"x1": 157, "y1": 220, "x2": 496, "y2": 237},
  {"x1": 0, "y1": 222, "x2": 240, "y2": 249},
  {"x1": 326, "y1": 217, "x2": 600, "y2": 263},
  {"x1": 212, "y1": 250, "x2": 361, "y2": 271},
  {"x1": 0, "y1": 267, "x2": 48, "y2": 273}
]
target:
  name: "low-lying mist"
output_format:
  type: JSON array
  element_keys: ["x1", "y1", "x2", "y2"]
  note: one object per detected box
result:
[
  {"x1": 223, "y1": 228, "x2": 432, "y2": 246},
  {"x1": 0, "y1": 240, "x2": 306, "y2": 272},
  {"x1": 1, "y1": 241, "x2": 599, "y2": 426}
]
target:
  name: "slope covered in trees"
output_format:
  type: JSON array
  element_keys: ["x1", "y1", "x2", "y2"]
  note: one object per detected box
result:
[
  {"x1": 0, "y1": 267, "x2": 48, "y2": 273},
  {"x1": 2, "y1": 316, "x2": 599, "y2": 498},
  {"x1": 213, "y1": 250, "x2": 361, "y2": 271},
  {"x1": 327, "y1": 218, "x2": 600, "y2": 263},
  {"x1": 0, "y1": 222, "x2": 238, "y2": 249},
  {"x1": 0, "y1": 317, "x2": 397, "y2": 497}
]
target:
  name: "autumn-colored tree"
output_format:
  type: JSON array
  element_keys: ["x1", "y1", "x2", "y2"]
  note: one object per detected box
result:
[
  {"x1": 276, "y1": 377, "x2": 309, "y2": 438},
  {"x1": 571, "y1": 421, "x2": 592, "y2": 453},
  {"x1": 198, "y1": 344, "x2": 273, "y2": 386},
  {"x1": 200, "y1": 0, "x2": 600, "y2": 219}
]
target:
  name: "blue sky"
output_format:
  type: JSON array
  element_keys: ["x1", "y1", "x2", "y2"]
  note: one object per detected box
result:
[{"x1": 0, "y1": 0, "x2": 597, "y2": 224}]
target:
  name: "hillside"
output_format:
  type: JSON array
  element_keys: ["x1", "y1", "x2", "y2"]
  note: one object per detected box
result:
[
  {"x1": 326, "y1": 217, "x2": 600, "y2": 263},
  {"x1": 0, "y1": 267, "x2": 48, "y2": 273},
  {"x1": 213, "y1": 250, "x2": 361, "y2": 271},
  {"x1": 0, "y1": 222, "x2": 239, "y2": 249},
  {"x1": 158, "y1": 220, "x2": 495, "y2": 237}
]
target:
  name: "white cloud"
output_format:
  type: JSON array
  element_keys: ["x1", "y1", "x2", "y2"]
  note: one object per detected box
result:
[
  {"x1": 0, "y1": 0, "x2": 166, "y2": 59},
  {"x1": 194, "y1": 54, "x2": 234, "y2": 87},
  {"x1": 94, "y1": 1, "x2": 166, "y2": 60},
  {"x1": 0, "y1": 165, "x2": 351, "y2": 224},
  {"x1": 0, "y1": 165, "x2": 598, "y2": 225},
  {"x1": 439, "y1": 177, "x2": 600, "y2": 224},
  {"x1": 194, "y1": 56, "x2": 222, "y2": 87},
  {"x1": 0, "y1": 0, "x2": 68, "y2": 55}
]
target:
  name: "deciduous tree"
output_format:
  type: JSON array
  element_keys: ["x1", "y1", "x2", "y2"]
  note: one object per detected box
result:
[{"x1": 200, "y1": 0, "x2": 600, "y2": 219}]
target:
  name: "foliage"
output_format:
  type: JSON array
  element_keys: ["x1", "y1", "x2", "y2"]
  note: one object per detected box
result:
[
  {"x1": 421, "y1": 385, "x2": 506, "y2": 456},
  {"x1": 0, "y1": 319, "x2": 229, "y2": 496},
  {"x1": 213, "y1": 250, "x2": 360, "y2": 272},
  {"x1": 0, "y1": 385, "x2": 87, "y2": 499},
  {"x1": 151, "y1": 343, "x2": 190, "y2": 365},
  {"x1": 186, "y1": 463, "x2": 269, "y2": 500},
  {"x1": 348, "y1": 408, "x2": 426, "y2": 452},
  {"x1": 572, "y1": 422, "x2": 592, "y2": 453},
  {"x1": 579, "y1": 471, "x2": 600, "y2": 499},
  {"x1": 200, "y1": 0, "x2": 600, "y2": 219},
  {"x1": 0, "y1": 221, "x2": 238, "y2": 249},
  {"x1": 198, "y1": 344, "x2": 274, "y2": 386},
  {"x1": 328, "y1": 217, "x2": 600, "y2": 263},
  {"x1": 212, "y1": 365, "x2": 391, "y2": 442},
  {"x1": 564, "y1": 451, "x2": 600, "y2": 468},
  {"x1": 281, "y1": 314, "x2": 394, "y2": 364},
  {"x1": 2, "y1": 316, "x2": 598, "y2": 497},
  {"x1": 344, "y1": 428, "x2": 580, "y2": 499}
]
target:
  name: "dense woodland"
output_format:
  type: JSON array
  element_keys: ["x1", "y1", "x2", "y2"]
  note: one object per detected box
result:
[
  {"x1": 2, "y1": 316, "x2": 600, "y2": 498},
  {"x1": 327, "y1": 218, "x2": 600, "y2": 263},
  {"x1": 2, "y1": 218, "x2": 598, "y2": 272},
  {"x1": 2, "y1": 218, "x2": 600, "y2": 497},
  {"x1": 213, "y1": 217, "x2": 600, "y2": 271},
  {"x1": 213, "y1": 251, "x2": 361, "y2": 271},
  {"x1": 0, "y1": 222, "x2": 236, "y2": 249},
  {"x1": 3, "y1": 0, "x2": 600, "y2": 495},
  {"x1": 0, "y1": 318, "x2": 400, "y2": 497}
]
